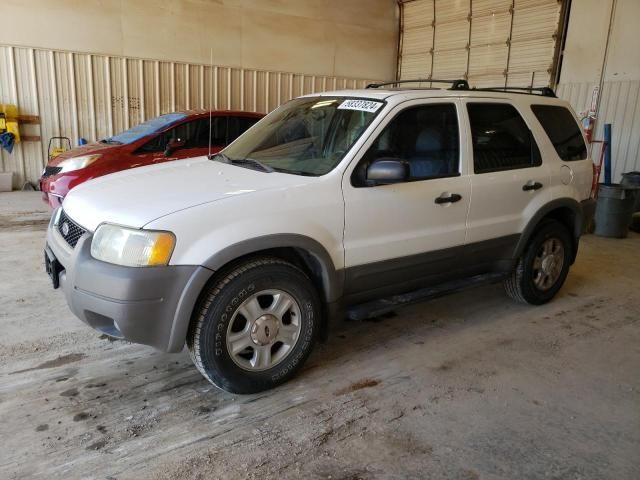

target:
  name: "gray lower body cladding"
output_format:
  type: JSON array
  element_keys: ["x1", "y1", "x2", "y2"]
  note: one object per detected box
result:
[
  {"x1": 45, "y1": 198, "x2": 596, "y2": 352},
  {"x1": 46, "y1": 227, "x2": 212, "y2": 353}
]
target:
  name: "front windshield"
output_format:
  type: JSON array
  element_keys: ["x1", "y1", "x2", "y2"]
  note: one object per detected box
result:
[
  {"x1": 103, "y1": 113, "x2": 187, "y2": 145},
  {"x1": 221, "y1": 97, "x2": 384, "y2": 176}
]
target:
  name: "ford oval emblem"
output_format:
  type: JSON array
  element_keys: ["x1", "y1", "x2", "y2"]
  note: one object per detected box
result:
[{"x1": 61, "y1": 222, "x2": 70, "y2": 236}]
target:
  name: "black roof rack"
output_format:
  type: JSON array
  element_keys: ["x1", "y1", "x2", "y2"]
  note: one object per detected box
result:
[
  {"x1": 366, "y1": 78, "x2": 556, "y2": 97},
  {"x1": 366, "y1": 79, "x2": 470, "y2": 90},
  {"x1": 472, "y1": 86, "x2": 556, "y2": 98}
]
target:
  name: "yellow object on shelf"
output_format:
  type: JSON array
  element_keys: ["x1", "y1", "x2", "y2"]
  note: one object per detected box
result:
[
  {"x1": 1, "y1": 104, "x2": 18, "y2": 118},
  {"x1": 0, "y1": 104, "x2": 20, "y2": 143},
  {"x1": 6, "y1": 121, "x2": 20, "y2": 143}
]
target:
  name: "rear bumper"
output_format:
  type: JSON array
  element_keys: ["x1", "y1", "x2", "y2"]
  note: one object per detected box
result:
[{"x1": 46, "y1": 220, "x2": 213, "y2": 352}]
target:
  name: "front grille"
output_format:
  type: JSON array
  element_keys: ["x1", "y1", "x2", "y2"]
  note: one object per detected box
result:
[
  {"x1": 42, "y1": 166, "x2": 62, "y2": 178},
  {"x1": 57, "y1": 210, "x2": 86, "y2": 248}
]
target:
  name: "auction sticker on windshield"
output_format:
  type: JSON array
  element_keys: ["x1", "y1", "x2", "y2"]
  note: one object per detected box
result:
[{"x1": 337, "y1": 99, "x2": 383, "y2": 113}]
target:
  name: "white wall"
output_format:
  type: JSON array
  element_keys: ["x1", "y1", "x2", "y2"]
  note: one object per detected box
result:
[
  {"x1": 557, "y1": 0, "x2": 640, "y2": 182},
  {"x1": 1, "y1": 0, "x2": 398, "y2": 80},
  {"x1": 0, "y1": 0, "x2": 398, "y2": 187}
]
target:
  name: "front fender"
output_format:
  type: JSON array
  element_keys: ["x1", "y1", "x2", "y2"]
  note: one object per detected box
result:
[
  {"x1": 202, "y1": 233, "x2": 344, "y2": 302},
  {"x1": 145, "y1": 183, "x2": 346, "y2": 302}
]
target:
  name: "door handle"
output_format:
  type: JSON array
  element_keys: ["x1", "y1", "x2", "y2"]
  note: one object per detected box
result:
[
  {"x1": 522, "y1": 181, "x2": 543, "y2": 191},
  {"x1": 434, "y1": 193, "x2": 462, "y2": 204}
]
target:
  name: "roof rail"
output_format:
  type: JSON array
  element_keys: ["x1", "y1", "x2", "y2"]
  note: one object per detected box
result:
[
  {"x1": 365, "y1": 79, "x2": 556, "y2": 97},
  {"x1": 472, "y1": 86, "x2": 557, "y2": 98},
  {"x1": 366, "y1": 79, "x2": 470, "y2": 90}
]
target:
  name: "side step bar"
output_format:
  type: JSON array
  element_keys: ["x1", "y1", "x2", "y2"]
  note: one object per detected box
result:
[{"x1": 346, "y1": 272, "x2": 507, "y2": 321}]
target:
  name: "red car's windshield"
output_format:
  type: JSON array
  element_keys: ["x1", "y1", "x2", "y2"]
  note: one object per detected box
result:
[{"x1": 101, "y1": 113, "x2": 187, "y2": 145}]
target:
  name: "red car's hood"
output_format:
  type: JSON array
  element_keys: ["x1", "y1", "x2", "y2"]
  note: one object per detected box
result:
[{"x1": 48, "y1": 142, "x2": 121, "y2": 166}]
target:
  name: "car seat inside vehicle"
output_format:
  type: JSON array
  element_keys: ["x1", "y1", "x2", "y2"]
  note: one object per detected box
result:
[{"x1": 354, "y1": 103, "x2": 459, "y2": 185}]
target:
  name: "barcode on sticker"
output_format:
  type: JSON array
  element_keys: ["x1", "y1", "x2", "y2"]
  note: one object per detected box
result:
[{"x1": 337, "y1": 99, "x2": 383, "y2": 113}]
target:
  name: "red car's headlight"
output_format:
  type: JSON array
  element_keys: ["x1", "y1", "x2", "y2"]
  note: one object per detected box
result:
[{"x1": 57, "y1": 154, "x2": 102, "y2": 173}]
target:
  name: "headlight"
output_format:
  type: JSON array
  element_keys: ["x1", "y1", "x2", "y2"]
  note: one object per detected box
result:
[
  {"x1": 57, "y1": 154, "x2": 102, "y2": 173},
  {"x1": 91, "y1": 224, "x2": 176, "y2": 267}
]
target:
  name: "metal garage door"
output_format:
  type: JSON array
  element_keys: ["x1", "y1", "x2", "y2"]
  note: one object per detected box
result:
[{"x1": 398, "y1": 0, "x2": 564, "y2": 88}]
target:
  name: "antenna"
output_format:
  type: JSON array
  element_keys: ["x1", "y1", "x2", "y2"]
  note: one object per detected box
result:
[{"x1": 208, "y1": 48, "x2": 213, "y2": 159}]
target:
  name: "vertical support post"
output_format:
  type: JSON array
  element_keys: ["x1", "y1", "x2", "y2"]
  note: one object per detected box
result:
[
  {"x1": 430, "y1": 0, "x2": 436, "y2": 84},
  {"x1": 138, "y1": 59, "x2": 145, "y2": 123},
  {"x1": 154, "y1": 61, "x2": 160, "y2": 117},
  {"x1": 87, "y1": 55, "x2": 97, "y2": 141},
  {"x1": 396, "y1": 0, "x2": 404, "y2": 81},
  {"x1": 465, "y1": 0, "x2": 472, "y2": 81},
  {"x1": 504, "y1": 0, "x2": 515, "y2": 88},
  {"x1": 122, "y1": 57, "x2": 129, "y2": 130},
  {"x1": 604, "y1": 123, "x2": 612, "y2": 185},
  {"x1": 105, "y1": 57, "x2": 113, "y2": 137}
]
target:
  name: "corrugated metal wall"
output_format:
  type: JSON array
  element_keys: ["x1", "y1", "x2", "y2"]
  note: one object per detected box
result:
[
  {"x1": 0, "y1": 44, "x2": 377, "y2": 188},
  {"x1": 398, "y1": 0, "x2": 561, "y2": 87},
  {"x1": 557, "y1": 80, "x2": 640, "y2": 182}
]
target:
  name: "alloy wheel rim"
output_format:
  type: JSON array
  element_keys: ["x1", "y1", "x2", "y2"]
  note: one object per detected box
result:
[
  {"x1": 532, "y1": 237, "x2": 565, "y2": 291},
  {"x1": 226, "y1": 289, "x2": 302, "y2": 371}
]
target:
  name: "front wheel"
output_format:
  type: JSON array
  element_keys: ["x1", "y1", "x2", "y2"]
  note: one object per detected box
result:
[
  {"x1": 187, "y1": 257, "x2": 321, "y2": 394},
  {"x1": 504, "y1": 220, "x2": 573, "y2": 305}
]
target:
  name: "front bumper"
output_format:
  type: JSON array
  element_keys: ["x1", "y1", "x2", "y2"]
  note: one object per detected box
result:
[{"x1": 46, "y1": 218, "x2": 213, "y2": 352}]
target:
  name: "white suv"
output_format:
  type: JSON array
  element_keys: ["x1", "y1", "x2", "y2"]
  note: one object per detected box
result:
[{"x1": 45, "y1": 80, "x2": 595, "y2": 393}]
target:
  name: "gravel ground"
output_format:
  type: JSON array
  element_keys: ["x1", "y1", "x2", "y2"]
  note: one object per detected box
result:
[{"x1": 0, "y1": 192, "x2": 638, "y2": 480}]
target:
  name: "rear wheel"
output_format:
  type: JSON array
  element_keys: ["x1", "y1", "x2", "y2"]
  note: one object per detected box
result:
[
  {"x1": 504, "y1": 220, "x2": 572, "y2": 305},
  {"x1": 187, "y1": 257, "x2": 321, "y2": 393}
]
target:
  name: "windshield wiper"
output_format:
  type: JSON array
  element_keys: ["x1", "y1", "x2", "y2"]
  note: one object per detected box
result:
[
  {"x1": 231, "y1": 158, "x2": 274, "y2": 173},
  {"x1": 209, "y1": 152, "x2": 232, "y2": 163},
  {"x1": 271, "y1": 167, "x2": 317, "y2": 177},
  {"x1": 209, "y1": 153, "x2": 274, "y2": 173}
]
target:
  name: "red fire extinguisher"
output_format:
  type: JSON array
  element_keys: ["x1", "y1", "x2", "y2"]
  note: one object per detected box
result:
[{"x1": 581, "y1": 114, "x2": 596, "y2": 143}]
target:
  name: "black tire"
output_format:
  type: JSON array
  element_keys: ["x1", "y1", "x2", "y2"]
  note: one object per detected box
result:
[
  {"x1": 504, "y1": 220, "x2": 573, "y2": 305},
  {"x1": 187, "y1": 257, "x2": 321, "y2": 394}
]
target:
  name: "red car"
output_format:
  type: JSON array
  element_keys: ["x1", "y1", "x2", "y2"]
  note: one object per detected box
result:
[{"x1": 40, "y1": 110, "x2": 264, "y2": 208}]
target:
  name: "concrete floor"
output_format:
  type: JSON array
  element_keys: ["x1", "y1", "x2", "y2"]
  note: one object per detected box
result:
[{"x1": 0, "y1": 192, "x2": 638, "y2": 480}]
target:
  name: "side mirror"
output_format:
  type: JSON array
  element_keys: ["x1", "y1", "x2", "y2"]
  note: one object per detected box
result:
[
  {"x1": 164, "y1": 138, "x2": 186, "y2": 156},
  {"x1": 366, "y1": 158, "x2": 409, "y2": 185}
]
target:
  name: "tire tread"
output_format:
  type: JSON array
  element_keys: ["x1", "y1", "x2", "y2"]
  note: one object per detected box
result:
[
  {"x1": 504, "y1": 219, "x2": 571, "y2": 305},
  {"x1": 186, "y1": 257, "x2": 305, "y2": 391}
]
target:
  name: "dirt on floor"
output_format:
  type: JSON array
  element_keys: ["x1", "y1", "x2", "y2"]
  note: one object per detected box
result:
[{"x1": 0, "y1": 192, "x2": 639, "y2": 480}]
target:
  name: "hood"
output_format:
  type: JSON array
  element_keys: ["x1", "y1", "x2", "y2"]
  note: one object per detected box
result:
[
  {"x1": 61, "y1": 157, "x2": 312, "y2": 231},
  {"x1": 48, "y1": 142, "x2": 119, "y2": 165}
]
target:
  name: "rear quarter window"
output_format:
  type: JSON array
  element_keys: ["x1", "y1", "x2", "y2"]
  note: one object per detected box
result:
[{"x1": 531, "y1": 105, "x2": 587, "y2": 161}]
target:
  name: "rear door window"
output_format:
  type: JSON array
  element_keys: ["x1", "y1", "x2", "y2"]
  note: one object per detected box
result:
[
  {"x1": 238, "y1": 116, "x2": 260, "y2": 135},
  {"x1": 531, "y1": 105, "x2": 587, "y2": 161},
  {"x1": 138, "y1": 120, "x2": 199, "y2": 153},
  {"x1": 467, "y1": 103, "x2": 541, "y2": 174},
  {"x1": 192, "y1": 117, "x2": 227, "y2": 148},
  {"x1": 227, "y1": 116, "x2": 260, "y2": 143}
]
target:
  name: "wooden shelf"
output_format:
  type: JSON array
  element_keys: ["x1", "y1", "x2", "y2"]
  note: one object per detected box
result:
[{"x1": 17, "y1": 115, "x2": 40, "y2": 125}]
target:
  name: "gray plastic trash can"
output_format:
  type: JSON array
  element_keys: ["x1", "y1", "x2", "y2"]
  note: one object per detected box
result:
[
  {"x1": 594, "y1": 184, "x2": 635, "y2": 238},
  {"x1": 621, "y1": 171, "x2": 640, "y2": 212}
]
